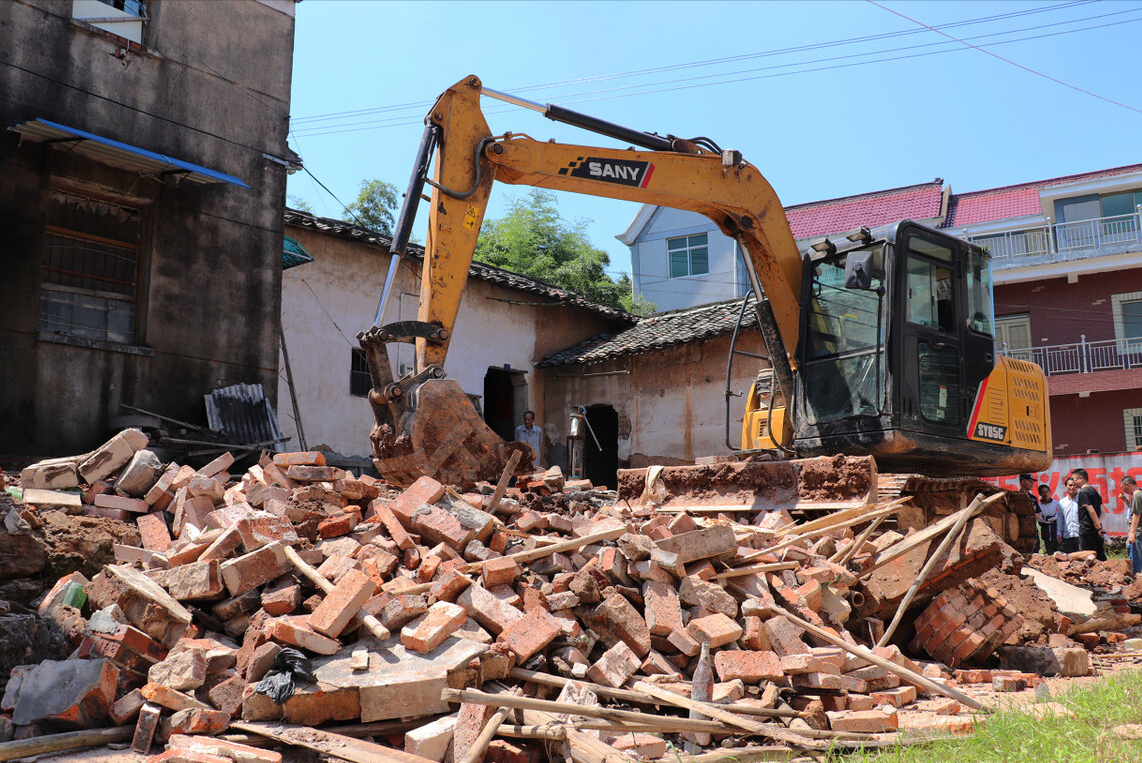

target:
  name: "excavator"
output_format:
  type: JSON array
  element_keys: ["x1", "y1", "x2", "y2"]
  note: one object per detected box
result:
[{"x1": 358, "y1": 75, "x2": 1052, "y2": 549}]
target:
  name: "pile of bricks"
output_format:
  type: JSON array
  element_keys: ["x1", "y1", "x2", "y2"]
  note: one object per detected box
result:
[
  {"x1": 4, "y1": 434, "x2": 1113, "y2": 763},
  {"x1": 909, "y1": 580, "x2": 1025, "y2": 668}
]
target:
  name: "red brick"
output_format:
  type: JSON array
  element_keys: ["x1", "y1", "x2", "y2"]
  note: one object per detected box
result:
[
  {"x1": 587, "y1": 641, "x2": 641, "y2": 688},
  {"x1": 431, "y1": 569, "x2": 472, "y2": 602},
  {"x1": 272, "y1": 451, "x2": 326, "y2": 467},
  {"x1": 413, "y1": 505, "x2": 474, "y2": 551},
  {"x1": 132, "y1": 702, "x2": 161, "y2": 753},
  {"x1": 401, "y1": 601, "x2": 467, "y2": 653},
  {"x1": 594, "y1": 593, "x2": 651, "y2": 657},
  {"x1": 827, "y1": 709, "x2": 898, "y2": 733},
  {"x1": 642, "y1": 580, "x2": 683, "y2": 637},
  {"x1": 148, "y1": 648, "x2": 207, "y2": 691},
  {"x1": 219, "y1": 542, "x2": 289, "y2": 596},
  {"x1": 481, "y1": 557, "x2": 520, "y2": 588},
  {"x1": 263, "y1": 616, "x2": 341, "y2": 655},
  {"x1": 237, "y1": 515, "x2": 299, "y2": 549},
  {"x1": 392, "y1": 476, "x2": 446, "y2": 524},
  {"x1": 167, "y1": 735, "x2": 282, "y2": 763},
  {"x1": 687, "y1": 612, "x2": 744, "y2": 649},
  {"x1": 498, "y1": 608, "x2": 561, "y2": 662},
  {"x1": 137, "y1": 512, "x2": 172, "y2": 552},
  {"x1": 318, "y1": 513, "x2": 354, "y2": 538},
  {"x1": 151, "y1": 559, "x2": 225, "y2": 601},
  {"x1": 714, "y1": 650, "x2": 784, "y2": 682},
  {"x1": 261, "y1": 583, "x2": 302, "y2": 616},
  {"x1": 161, "y1": 707, "x2": 231, "y2": 737},
  {"x1": 458, "y1": 584, "x2": 524, "y2": 635},
  {"x1": 308, "y1": 568, "x2": 376, "y2": 638},
  {"x1": 95, "y1": 493, "x2": 148, "y2": 513},
  {"x1": 109, "y1": 688, "x2": 146, "y2": 725}
]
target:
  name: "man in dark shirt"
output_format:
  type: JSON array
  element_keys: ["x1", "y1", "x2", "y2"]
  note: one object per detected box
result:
[{"x1": 1070, "y1": 468, "x2": 1106, "y2": 561}]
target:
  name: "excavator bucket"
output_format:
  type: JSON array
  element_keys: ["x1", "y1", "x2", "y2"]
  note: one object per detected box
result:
[
  {"x1": 617, "y1": 454, "x2": 879, "y2": 515},
  {"x1": 369, "y1": 379, "x2": 534, "y2": 489},
  {"x1": 359, "y1": 326, "x2": 533, "y2": 489}
]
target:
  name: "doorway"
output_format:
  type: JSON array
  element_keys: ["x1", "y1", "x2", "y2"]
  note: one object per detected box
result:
[
  {"x1": 483, "y1": 367, "x2": 527, "y2": 443},
  {"x1": 584, "y1": 404, "x2": 619, "y2": 490}
]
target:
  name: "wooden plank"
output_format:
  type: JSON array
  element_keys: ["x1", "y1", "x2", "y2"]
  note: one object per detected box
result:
[
  {"x1": 767, "y1": 603, "x2": 984, "y2": 711},
  {"x1": 231, "y1": 721, "x2": 436, "y2": 763},
  {"x1": 486, "y1": 449, "x2": 523, "y2": 515},
  {"x1": 0, "y1": 725, "x2": 132, "y2": 762},
  {"x1": 631, "y1": 681, "x2": 823, "y2": 751}
]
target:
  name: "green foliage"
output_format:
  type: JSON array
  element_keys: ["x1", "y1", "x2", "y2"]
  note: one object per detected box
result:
[
  {"x1": 287, "y1": 194, "x2": 313, "y2": 213},
  {"x1": 343, "y1": 179, "x2": 399, "y2": 237},
  {"x1": 848, "y1": 669, "x2": 1142, "y2": 763},
  {"x1": 475, "y1": 190, "x2": 654, "y2": 314}
]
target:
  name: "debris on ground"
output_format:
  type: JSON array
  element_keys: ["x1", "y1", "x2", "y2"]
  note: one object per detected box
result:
[{"x1": 2, "y1": 430, "x2": 1141, "y2": 762}]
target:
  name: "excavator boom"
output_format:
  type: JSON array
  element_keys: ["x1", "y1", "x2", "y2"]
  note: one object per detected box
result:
[{"x1": 363, "y1": 75, "x2": 1051, "y2": 522}]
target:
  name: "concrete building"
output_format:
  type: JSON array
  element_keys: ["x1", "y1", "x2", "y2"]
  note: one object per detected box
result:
[
  {"x1": 278, "y1": 210, "x2": 633, "y2": 467},
  {"x1": 0, "y1": 0, "x2": 298, "y2": 455},
  {"x1": 950, "y1": 164, "x2": 1142, "y2": 457}
]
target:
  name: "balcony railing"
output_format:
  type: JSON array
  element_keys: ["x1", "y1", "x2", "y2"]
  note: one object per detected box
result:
[
  {"x1": 1002, "y1": 335, "x2": 1142, "y2": 376},
  {"x1": 966, "y1": 209, "x2": 1142, "y2": 261}
]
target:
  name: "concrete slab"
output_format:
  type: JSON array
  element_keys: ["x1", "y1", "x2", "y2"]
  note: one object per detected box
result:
[
  {"x1": 313, "y1": 635, "x2": 485, "y2": 722},
  {"x1": 1021, "y1": 567, "x2": 1096, "y2": 618}
]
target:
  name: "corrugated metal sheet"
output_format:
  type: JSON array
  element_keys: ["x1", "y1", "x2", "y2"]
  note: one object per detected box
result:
[
  {"x1": 8, "y1": 119, "x2": 249, "y2": 187},
  {"x1": 204, "y1": 384, "x2": 286, "y2": 451}
]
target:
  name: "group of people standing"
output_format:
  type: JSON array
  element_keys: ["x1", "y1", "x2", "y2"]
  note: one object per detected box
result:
[{"x1": 1022, "y1": 471, "x2": 1142, "y2": 567}]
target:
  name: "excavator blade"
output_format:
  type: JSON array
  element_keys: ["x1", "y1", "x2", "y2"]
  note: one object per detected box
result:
[
  {"x1": 617, "y1": 454, "x2": 878, "y2": 514},
  {"x1": 369, "y1": 378, "x2": 534, "y2": 489}
]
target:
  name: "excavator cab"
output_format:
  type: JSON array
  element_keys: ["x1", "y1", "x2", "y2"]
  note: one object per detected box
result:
[{"x1": 787, "y1": 221, "x2": 1051, "y2": 476}]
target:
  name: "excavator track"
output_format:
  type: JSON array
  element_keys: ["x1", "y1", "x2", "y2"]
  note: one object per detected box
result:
[{"x1": 878, "y1": 473, "x2": 1038, "y2": 553}]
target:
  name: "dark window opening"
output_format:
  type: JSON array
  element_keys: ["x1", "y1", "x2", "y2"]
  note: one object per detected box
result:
[
  {"x1": 350, "y1": 349, "x2": 371, "y2": 397},
  {"x1": 39, "y1": 188, "x2": 143, "y2": 344}
]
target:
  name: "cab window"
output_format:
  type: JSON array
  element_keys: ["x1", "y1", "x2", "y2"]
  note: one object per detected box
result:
[{"x1": 905, "y1": 235, "x2": 954, "y2": 333}]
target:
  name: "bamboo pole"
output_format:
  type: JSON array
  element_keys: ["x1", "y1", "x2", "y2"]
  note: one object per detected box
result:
[
  {"x1": 630, "y1": 681, "x2": 823, "y2": 750},
  {"x1": 487, "y1": 449, "x2": 523, "y2": 515},
  {"x1": 876, "y1": 493, "x2": 992, "y2": 647},
  {"x1": 830, "y1": 513, "x2": 887, "y2": 566},
  {"x1": 767, "y1": 603, "x2": 983, "y2": 710},
  {"x1": 497, "y1": 724, "x2": 568, "y2": 741},
  {"x1": 0, "y1": 725, "x2": 133, "y2": 762},
  {"x1": 283, "y1": 544, "x2": 391, "y2": 640},
  {"x1": 442, "y1": 688, "x2": 727, "y2": 733}
]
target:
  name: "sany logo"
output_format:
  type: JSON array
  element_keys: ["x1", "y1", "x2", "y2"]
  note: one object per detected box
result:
[{"x1": 560, "y1": 157, "x2": 655, "y2": 188}]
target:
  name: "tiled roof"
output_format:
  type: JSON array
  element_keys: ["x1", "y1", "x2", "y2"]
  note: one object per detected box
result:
[
  {"x1": 537, "y1": 296, "x2": 755, "y2": 367},
  {"x1": 944, "y1": 163, "x2": 1142, "y2": 228},
  {"x1": 283, "y1": 209, "x2": 634, "y2": 321},
  {"x1": 785, "y1": 180, "x2": 945, "y2": 239}
]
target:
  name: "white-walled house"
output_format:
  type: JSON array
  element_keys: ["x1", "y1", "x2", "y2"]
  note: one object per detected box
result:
[
  {"x1": 619, "y1": 180, "x2": 948, "y2": 311},
  {"x1": 277, "y1": 210, "x2": 631, "y2": 465}
]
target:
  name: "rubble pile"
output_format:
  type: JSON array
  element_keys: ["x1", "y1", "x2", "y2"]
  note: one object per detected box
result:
[{"x1": 1, "y1": 430, "x2": 1139, "y2": 763}]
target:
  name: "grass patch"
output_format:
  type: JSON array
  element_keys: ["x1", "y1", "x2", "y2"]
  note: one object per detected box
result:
[{"x1": 844, "y1": 670, "x2": 1142, "y2": 763}]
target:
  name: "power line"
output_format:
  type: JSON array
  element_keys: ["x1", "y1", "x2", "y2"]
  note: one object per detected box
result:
[
  {"x1": 867, "y1": 0, "x2": 1142, "y2": 116},
  {"x1": 289, "y1": 0, "x2": 1091, "y2": 126},
  {"x1": 290, "y1": 5, "x2": 1141, "y2": 138}
]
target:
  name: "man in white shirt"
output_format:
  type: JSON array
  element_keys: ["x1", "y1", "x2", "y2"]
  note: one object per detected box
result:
[
  {"x1": 514, "y1": 410, "x2": 543, "y2": 469},
  {"x1": 1036, "y1": 484, "x2": 1060, "y2": 554},
  {"x1": 1057, "y1": 476, "x2": 1082, "y2": 554}
]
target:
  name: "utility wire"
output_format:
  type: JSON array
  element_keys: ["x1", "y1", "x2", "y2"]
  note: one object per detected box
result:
[
  {"x1": 867, "y1": 0, "x2": 1142, "y2": 116},
  {"x1": 289, "y1": 0, "x2": 1091, "y2": 125},
  {"x1": 290, "y1": 11, "x2": 1142, "y2": 138}
]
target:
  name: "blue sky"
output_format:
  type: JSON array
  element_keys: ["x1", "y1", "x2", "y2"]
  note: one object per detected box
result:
[{"x1": 286, "y1": 0, "x2": 1142, "y2": 280}]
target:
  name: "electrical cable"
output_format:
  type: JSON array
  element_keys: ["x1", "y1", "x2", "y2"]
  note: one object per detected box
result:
[
  {"x1": 867, "y1": 0, "x2": 1142, "y2": 116},
  {"x1": 289, "y1": 0, "x2": 1093, "y2": 125},
  {"x1": 289, "y1": 6, "x2": 1142, "y2": 138}
]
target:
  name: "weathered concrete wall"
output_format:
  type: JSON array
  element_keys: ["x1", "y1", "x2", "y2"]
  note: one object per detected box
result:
[
  {"x1": 539, "y1": 332, "x2": 768, "y2": 466},
  {"x1": 278, "y1": 226, "x2": 621, "y2": 460},
  {"x1": 0, "y1": 0, "x2": 295, "y2": 454}
]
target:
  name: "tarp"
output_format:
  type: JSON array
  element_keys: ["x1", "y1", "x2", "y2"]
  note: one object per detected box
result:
[{"x1": 986, "y1": 451, "x2": 1142, "y2": 535}]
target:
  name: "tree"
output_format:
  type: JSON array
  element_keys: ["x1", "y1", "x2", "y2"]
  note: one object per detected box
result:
[
  {"x1": 287, "y1": 194, "x2": 313, "y2": 213},
  {"x1": 343, "y1": 179, "x2": 399, "y2": 236},
  {"x1": 475, "y1": 190, "x2": 655, "y2": 315}
]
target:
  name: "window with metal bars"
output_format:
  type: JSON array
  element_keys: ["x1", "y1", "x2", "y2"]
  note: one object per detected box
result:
[
  {"x1": 1127, "y1": 408, "x2": 1142, "y2": 452},
  {"x1": 38, "y1": 188, "x2": 144, "y2": 345},
  {"x1": 350, "y1": 349, "x2": 371, "y2": 397}
]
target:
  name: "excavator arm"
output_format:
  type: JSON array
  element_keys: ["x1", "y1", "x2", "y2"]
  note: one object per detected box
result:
[{"x1": 360, "y1": 75, "x2": 806, "y2": 487}]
